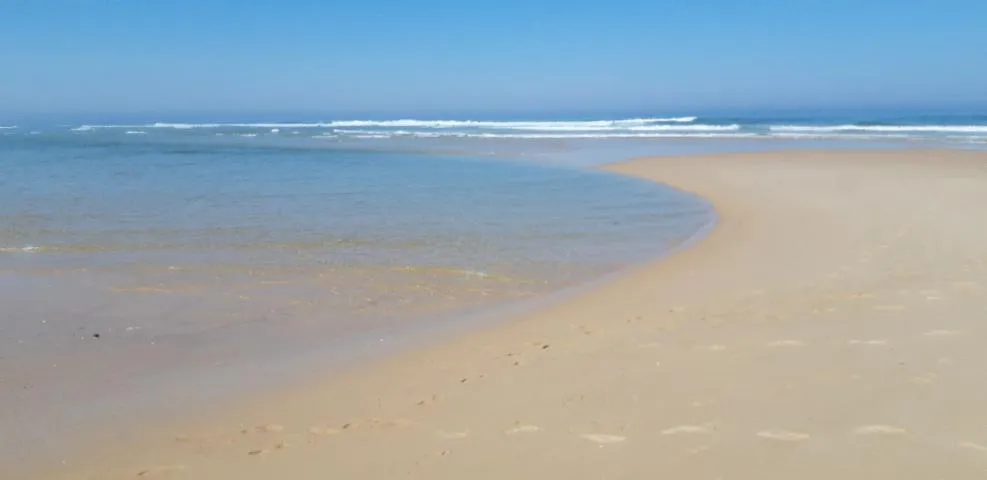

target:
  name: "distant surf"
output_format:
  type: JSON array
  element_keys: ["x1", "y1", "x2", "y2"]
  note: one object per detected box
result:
[
  {"x1": 12, "y1": 114, "x2": 987, "y2": 144},
  {"x1": 770, "y1": 124, "x2": 987, "y2": 133}
]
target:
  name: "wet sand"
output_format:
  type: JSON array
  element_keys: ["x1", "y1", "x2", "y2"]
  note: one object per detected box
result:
[{"x1": 26, "y1": 149, "x2": 987, "y2": 479}]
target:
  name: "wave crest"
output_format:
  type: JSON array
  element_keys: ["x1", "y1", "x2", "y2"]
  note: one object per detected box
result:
[
  {"x1": 771, "y1": 124, "x2": 987, "y2": 133},
  {"x1": 321, "y1": 129, "x2": 757, "y2": 140},
  {"x1": 69, "y1": 117, "x2": 700, "y2": 131}
]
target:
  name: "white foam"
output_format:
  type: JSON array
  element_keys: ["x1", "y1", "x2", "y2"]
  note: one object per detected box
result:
[
  {"x1": 81, "y1": 121, "x2": 328, "y2": 129},
  {"x1": 653, "y1": 116, "x2": 697, "y2": 123},
  {"x1": 151, "y1": 122, "x2": 201, "y2": 129},
  {"x1": 771, "y1": 132, "x2": 914, "y2": 140},
  {"x1": 505, "y1": 125, "x2": 633, "y2": 132},
  {"x1": 771, "y1": 124, "x2": 987, "y2": 134},
  {"x1": 68, "y1": 117, "x2": 699, "y2": 131},
  {"x1": 473, "y1": 132, "x2": 755, "y2": 139},
  {"x1": 66, "y1": 119, "x2": 987, "y2": 138},
  {"x1": 628, "y1": 124, "x2": 739, "y2": 132},
  {"x1": 0, "y1": 245, "x2": 40, "y2": 253},
  {"x1": 332, "y1": 129, "x2": 759, "y2": 140},
  {"x1": 325, "y1": 118, "x2": 698, "y2": 130},
  {"x1": 501, "y1": 123, "x2": 736, "y2": 132},
  {"x1": 125, "y1": 130, "x2": 147, "y2": 135},
  {"x1": 0, "y1": 125, "x2": 17, "y2": 130},
  {"x1": 334, "y1": 129, "x2": 446, "y2": 137}
]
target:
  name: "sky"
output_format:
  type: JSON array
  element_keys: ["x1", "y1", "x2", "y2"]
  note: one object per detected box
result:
[{"x1": 1, "y1": 0, "x2": 986, "y2": 119}]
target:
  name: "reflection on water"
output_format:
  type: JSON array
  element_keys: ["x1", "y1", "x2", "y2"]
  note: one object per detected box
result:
[
  {"x1": 0, "y1": 133, "x2": 713, "y2": 369},
  {"x1": 0, "y1": 129, "x2": 720, "y2": 470}
]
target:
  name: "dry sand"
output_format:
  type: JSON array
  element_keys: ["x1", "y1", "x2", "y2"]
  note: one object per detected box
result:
[{"x1": 27, "y1": 149, "x2": 987, "y2": 479}]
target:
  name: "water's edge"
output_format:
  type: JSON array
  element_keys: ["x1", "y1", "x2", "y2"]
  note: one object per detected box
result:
[{"x1": 5, "y1": 152, "x2": 716, "y2": 476}]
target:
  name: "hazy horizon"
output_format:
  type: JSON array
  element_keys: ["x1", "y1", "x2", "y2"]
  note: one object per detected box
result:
[{"x1": 3, "y1": 105, "x2": 986, "y2": 126}]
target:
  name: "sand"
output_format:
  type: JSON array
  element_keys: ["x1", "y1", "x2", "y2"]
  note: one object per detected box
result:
[{"x1": 25, "y1": 148, "x2": 987, "y2": 479}]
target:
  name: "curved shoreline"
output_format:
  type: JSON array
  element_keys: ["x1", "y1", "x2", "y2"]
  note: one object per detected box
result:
[
  {"x1": 36, "y1": 148, "x2": 987, "y2": 479},
  {"x1": 11, "y1": 152, "x2": 723, "y2": 479},
  {"x1": 1, "y1": 148, "x2": 714, "y2": 475}
]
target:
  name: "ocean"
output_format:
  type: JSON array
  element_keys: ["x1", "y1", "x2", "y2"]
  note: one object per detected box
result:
[
  {"x1": 5, "y1": 110, "x2": 982, "y2": 143},
  {"x1": 1, "y1": 111, "x2": 984, "y2": 467},
  {"x1": 1, "y1": 119, "x2": 718, "y2": 466}
]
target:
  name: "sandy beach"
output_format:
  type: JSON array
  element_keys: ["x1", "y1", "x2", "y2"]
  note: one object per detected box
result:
[{"x1": 29, "y1": 148, "x2": 987, "y2": 479}]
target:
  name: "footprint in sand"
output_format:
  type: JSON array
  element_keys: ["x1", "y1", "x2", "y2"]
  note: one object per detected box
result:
[
  {"x1": 756, "y1": 430, "x2": 810, "y2": 442},
  {"x1": 959, "y1": 442, "x2": 987, "y2": 453},
  {"x1": 505, "y1": 425, "x2": 543, "y2": 435},
  {"x1": 329, "y1": 418, "x2": 413, "y2": 432},
  {"x1": 580, "y1": 433, "x2": 626, "y2": 444},
  {"x1": 662, "y1": 424, "x2": 714, "y2": 435},
  {"x1": 367, "y1": 418, "x2": 415, "y2": 429},
  {"x1": 767, "y1": 340, "x2": 806, "y2": 347},
  {"x1": 923, "y1": 329, "x2": 961, "y2": 337},
  {"x1": 173, "y1": 433, "x2": 207, "y2": 444},
  {"x1": 246, "y1": 441, "x2": 289, "y2": 457},
  {"x1": 848, "y1": 339, "x2": 889, "y2": 346},
  {"x1": 873, "y1": 305, "x2": 905, "y2": 312},
  {"x1": 846, "y1": 292, "x2": 876, "y2": 300},
  {"x1": 308, "y1": 426, "x2": 342, "y2": 436},
  {"x1": 853, "y1": 425, "x2": 907, "y2": 435},
  {"x1": 137, "y1": 465, "x2": 186, "y2": 477},
  {"x1": 437, "y1": 430, "x2": 470, "y2": 439}
]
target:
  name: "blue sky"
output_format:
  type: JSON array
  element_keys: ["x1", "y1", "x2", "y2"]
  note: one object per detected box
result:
[{"x1": 2, "y1": 0, "x2": 986, "y2": 118}]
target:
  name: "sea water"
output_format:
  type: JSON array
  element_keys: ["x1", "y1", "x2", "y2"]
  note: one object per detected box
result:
[
  {"x1": 3, "y1": 110, "x2": 984, "y2": 468},
  {"x1": 15, "y1": 110, "x2": 983, "y2": 144},
  {"x1": 0, "y1": 131, "x2": 712, "y2": 346},
  {"x1": 0, "y1": 126, "x2": 715, "y2": 468}
]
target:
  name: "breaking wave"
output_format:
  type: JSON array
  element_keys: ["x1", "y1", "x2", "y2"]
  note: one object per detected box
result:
[
  {"x1": 70, "y1": 117, "x2": 701, "y2": 131},
  {"x1": 319, "y1": 129, "x2": 757, "y2": 140},
  {"x1": 0, "y1": 245, "x2": 41, "y2": 253},
  {"x1": 771, "y1": 124, "x2": 987, "y2": 134},
  {"x1": 60, "y1": 117, "x2": 987, "y2": 143}
]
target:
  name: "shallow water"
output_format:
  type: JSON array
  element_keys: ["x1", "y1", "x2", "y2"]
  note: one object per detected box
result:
[
  {"x1": 0, "y1": 133, "x2": 711, "y2": 344},
  {"x1": 6, "y1": 116, "x2": 970, "y2": 471},
  {"x1": 0, "y1": 130, "x2": 718, "y2": 469}
]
